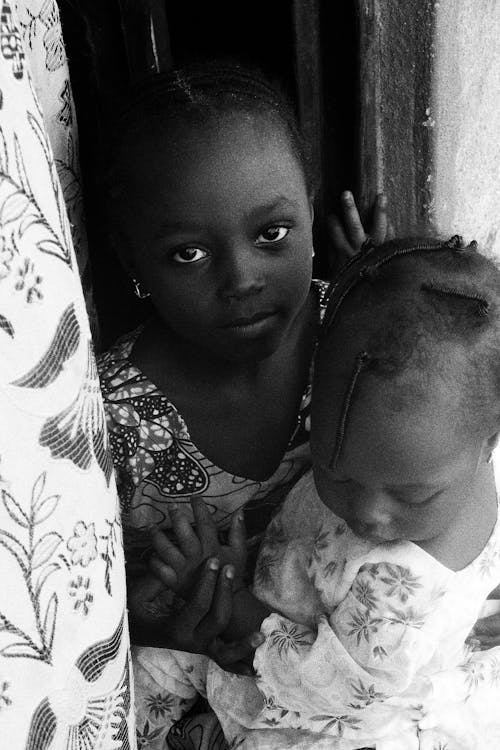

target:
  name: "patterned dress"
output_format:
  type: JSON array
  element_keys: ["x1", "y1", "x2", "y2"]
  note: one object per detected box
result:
[
  {"x1": 153, "y1": 462, "x2": 500, "y2": 750},
  {"x1": 97, "y1": 280, "x2": 330, "y2": 748}
]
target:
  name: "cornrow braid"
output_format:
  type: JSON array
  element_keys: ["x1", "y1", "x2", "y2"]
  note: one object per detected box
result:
[
  {"x1": 421, "y1": 283, "x2": 490, "y2": 317},
  {"x1": 323, "y1": 235, "x2": 472, "y2": 333},
  {"x1": 330, "y1": 351, "x2": 372, "y2": 468},
  {"x1": 107, "y1": 59, "x2": 315, "y2": 196},
  {"x1": 313, "y1": 235, "x2": 500, "y2": 462}
]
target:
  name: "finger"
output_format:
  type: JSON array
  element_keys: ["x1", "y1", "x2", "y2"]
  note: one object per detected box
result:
[
  {"x1": 178, "y1": 557, "x2": 221, "y2": 629},
  {"x1": 369, "y1": 193, "x2": 388, "y2": 244},
  {"x1": 472, "y1": 613, "x2": 500, "y2": 636},
  {"x1": 149, "y1": 555, "x2": 179, "y2": 590},
  {"x1": 326, "y1": 214, "x2": 351, "y2": 252},
  {"x1": 150, "y1": 526, "x2": 186, "y2": 575},
  {"x1": 476, "y1": 636, "x2": 500, "y2": 650},
  {"x1": 386, "y1": 218, "x2": 395, "y2": 240},
  {"x1": 228, "y1": 510, "x2": 247, "y2": 561},
  {"x1": 340, "y1": 191, "x2": 366, "y2": 249},
  {"x1": 196, "y1": 564, "x2": 234, "y2": 641},
  {"x1": 127, "y1": 574, "x2": 164, "y2": 616},
  {"x1": 216, "y1": 660, "x2": 254, "y2": 676},
  {"x1": 209, "y1": 631, "x2": 265, "y2": 672},
  {"x1": 169, "y1": 503, "x2": 202, "y2": 560},
  {"x1": 191, "y1": 496, "x2": 219, "y2": 555}
]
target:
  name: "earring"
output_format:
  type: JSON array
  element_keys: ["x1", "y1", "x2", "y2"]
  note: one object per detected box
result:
[
  {"x1": 132, "y1": 278, "x2": 150, "y2": 299},
  {"x1": 311, "y1": 247, "x2": 315, "y2": 258}
]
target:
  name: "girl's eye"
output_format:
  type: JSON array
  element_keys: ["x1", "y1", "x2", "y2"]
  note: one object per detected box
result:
[
  {"x1": 257, "y1": 226, "x2": 289, "y2": 244},
  {"x1": 171, "y1": 247, "x2": 208, "y2": 264}
]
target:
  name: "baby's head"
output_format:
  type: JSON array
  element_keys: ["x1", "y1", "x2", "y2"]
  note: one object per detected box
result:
[
  {"x1": 108, "y1": 62, "x2": 315, "y2": 362},
  {"x1": 311, "y1": 237, "x2": 500, "y2": 544}
]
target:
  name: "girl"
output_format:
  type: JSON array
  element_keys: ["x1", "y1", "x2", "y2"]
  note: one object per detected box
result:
[
  {"x1": 97, "y1": 62, "x2": 386, "y2": 746},
  {"x1": 153, "y1": 236, "x2": 500, "y2": 749}
]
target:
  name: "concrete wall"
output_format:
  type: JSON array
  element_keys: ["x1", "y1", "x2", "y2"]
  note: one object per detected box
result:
[
  {"x1": 357, "y1": 0, "x2": 500, "y2": 257},
  {"x1": 433, "y1": 0, "x2": 500, "y2": 256}
]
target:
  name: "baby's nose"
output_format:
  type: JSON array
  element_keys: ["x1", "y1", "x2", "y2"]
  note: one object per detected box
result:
[{"x1": 351, "y1": 490, "x2": 394, "y2": 529}]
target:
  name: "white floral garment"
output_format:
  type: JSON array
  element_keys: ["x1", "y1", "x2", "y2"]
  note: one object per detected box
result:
[{"x1": 144, "y1": 455, "x2": 500, "y2": 750}]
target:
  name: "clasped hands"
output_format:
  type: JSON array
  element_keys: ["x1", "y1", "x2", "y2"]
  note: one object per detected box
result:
[{"x1": 146, "y1": 497, "x2": 267, "y2": 674}]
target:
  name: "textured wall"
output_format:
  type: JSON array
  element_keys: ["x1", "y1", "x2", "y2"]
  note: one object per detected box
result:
[
  {"x1": 357, "y1": 0, "x2": 500, "y2": 256},
  {"x1": 433, "y1": 0, "x2": 500, "y2": 256},
  {"x1": 357, "y1": 0, "x2": 435, "y2": 234}
]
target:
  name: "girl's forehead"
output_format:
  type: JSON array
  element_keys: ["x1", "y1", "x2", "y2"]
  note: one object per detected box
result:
[
  {"x1": 123, "y1": 114, "x2": 309, "y2": 215},
  {"x1": 132, "y1": 109, "x2": 295, "y2": 162}
]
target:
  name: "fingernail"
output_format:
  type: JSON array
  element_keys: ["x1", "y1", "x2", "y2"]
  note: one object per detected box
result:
[
  {"x1": 237, "y1": 512, "x2": 244, "y2": 523},
  {"x1": 466, "y1": 637, "x2": 481, "y2": 651},
  {"x1": 208, "y1": 557, "x2": 219, "y2": 571},
  {"x1": 224, "y1": 565, "x2": 235, "y2": 579},
  {"x1": 250, "y1": 632, "x2": 265, "y2": 648}
]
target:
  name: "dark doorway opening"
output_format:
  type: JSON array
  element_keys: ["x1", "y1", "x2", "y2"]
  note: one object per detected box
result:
[{"x1": 60, "y1": 0, "x2": 357, "y2": 348}]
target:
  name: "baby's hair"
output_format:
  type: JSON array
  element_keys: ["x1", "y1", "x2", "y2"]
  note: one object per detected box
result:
[
  {"x1": 106, "y1": 60, "x2": 315, "y2": 197},
  {"x1": 314, "y1": 236, "x2": 500, "y2": 468}
]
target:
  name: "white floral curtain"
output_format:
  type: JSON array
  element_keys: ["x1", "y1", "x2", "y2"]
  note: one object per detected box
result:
[
  {"x1": 13, "y1": 0, "x2": 97, "y2": 334},
  {"x1": 0, "y1": 1, "x2": 135, "y2": 747}
]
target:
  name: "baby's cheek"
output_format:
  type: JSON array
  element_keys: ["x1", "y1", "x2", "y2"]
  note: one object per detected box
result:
[{"x1": 398, "y1": 506, "x2": 445, "y2": 540}]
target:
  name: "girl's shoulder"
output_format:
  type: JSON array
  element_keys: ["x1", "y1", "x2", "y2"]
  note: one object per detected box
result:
[
  {"x1": 97, "y1": 326, "x2": 188, "y2": 435},
  {"x1": 97, "y1": 326, "x2": 142, "y2": 375}
]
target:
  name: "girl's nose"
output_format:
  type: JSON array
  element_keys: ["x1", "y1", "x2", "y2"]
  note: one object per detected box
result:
[{"x1": 218, "y1": 247, "x2": 265, "y2": 301}]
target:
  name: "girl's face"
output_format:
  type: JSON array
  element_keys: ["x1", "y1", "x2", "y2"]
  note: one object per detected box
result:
[
  {"x1": 312, "y1": 377, "x2": 487, "y2": 545},
  {"x1": 120, "y1": 113, "x2": 313, "y2": 363}
]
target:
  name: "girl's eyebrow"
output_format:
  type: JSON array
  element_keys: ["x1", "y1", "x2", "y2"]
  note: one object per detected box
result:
[
  {"x1": 154, "y1": 219, "x2": 207, "y2": 236},
  {"x1": 245, "y1": 196, "x2": 299, "y2": 221},
  {"x1": 153, "y1": 197, "x2": 299, "y2": 239}
]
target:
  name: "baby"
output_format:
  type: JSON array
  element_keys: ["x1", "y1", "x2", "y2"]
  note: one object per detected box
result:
[{"x1": 152, "y1": 236, "x2": 500, "y2": 749}]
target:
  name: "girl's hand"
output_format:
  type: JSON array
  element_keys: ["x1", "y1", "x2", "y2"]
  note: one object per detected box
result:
[
  {"x1": 149, "y1": 497, "x2": 247, "y2": 599},
  {"x1": 327, "y1": 191, "x2": 392, "y2": 268},
  {"x1": 165, "y1": 557, "x2": 263, "y2": 674},
  {"x1": 224, "y1": 587, "x2": 272, "y2": 643}
]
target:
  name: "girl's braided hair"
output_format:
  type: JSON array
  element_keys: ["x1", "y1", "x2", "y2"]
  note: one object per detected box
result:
[
  {"x1": 313, "y1": 236, "x2": 500, "y2": 468},
  {"x1": 107, "y1": 60, "x2": 315, "y2": 195}
]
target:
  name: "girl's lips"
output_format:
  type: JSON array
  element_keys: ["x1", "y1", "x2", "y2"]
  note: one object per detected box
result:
[
  {"x1": 220, "y1": 311, "x2": 278, "y2": 328},
  {"x1": 219, "y1": 311, "x2": 281, "y2": 338}
]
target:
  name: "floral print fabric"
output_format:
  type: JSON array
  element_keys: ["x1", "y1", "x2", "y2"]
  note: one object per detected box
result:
[
  {"x1": 148, "y1": 464, "x2": 500, "y2": 750},
  {"x1": 0, "y1": 4, "x2": 134, "y2": 748}
]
